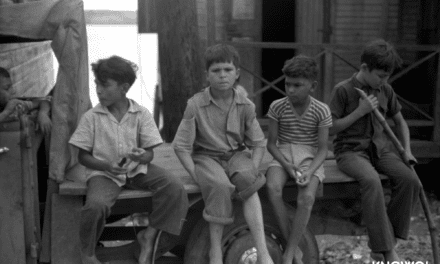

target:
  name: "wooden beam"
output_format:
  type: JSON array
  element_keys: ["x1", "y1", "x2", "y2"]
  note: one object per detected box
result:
[
  {"x1": 380, "y1": 0, "x2": 389, "y2": 39},
  {"x1": 434, "y1": 53, "x2": 440, "y2": 143},
  {"x1": 138, "y1": 0, "x2": 156, "y2": 33},
  {"x1": 156, "y1": 0, "x2": 204, "y2": 142},
  {"x1": 207, "y1": 0, "x2": 216, "y2": 46},
  {"x1": 84, "y1": 10, "x2": 137, "y2": 25}
]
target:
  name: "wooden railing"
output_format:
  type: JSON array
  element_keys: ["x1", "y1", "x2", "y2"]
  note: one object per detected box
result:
[{"x1": 225, "y1": 41, "x2": 440, "y2": 143}]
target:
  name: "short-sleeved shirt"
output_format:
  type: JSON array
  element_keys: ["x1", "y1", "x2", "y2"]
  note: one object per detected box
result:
[
  {"x1": 172, "y1": 87, "x2": 265, "y2": 154},
  {"x1": 267, "y1": 96, "x2": 332, "y2": 147},
  {"x1": 329, "y1": 73, "x2": 402, "y2": 156},
  {"x1": 69, "y1": 99, "x2": 163, "y2": 186}
]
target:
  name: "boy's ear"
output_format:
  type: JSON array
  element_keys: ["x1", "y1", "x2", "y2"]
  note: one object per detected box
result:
[
  {"x1": 310, "y1": 81, "x2": 318, "y2": 93},
  {"x1": 235, "y1": 68, "x2": 240, "y2": 81},
  {"x1": 120, "y1": 83, "x2": 130, "y2": 93}
]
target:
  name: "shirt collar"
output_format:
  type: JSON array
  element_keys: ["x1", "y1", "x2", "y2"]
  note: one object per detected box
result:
[
  {"x1": 199, "y1": 86, "x2": 251, "y2": 107},
  {"x1": 351, "y1": 72, "x2": 382, "y2": 92},
  {"x1": 92, "y1": 99, "x2": 142, "y2": 114}
]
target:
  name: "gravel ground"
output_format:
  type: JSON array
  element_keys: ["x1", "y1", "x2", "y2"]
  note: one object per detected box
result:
[{"x1": 318, "y1": 194, "x2": 440, "y2": 264}]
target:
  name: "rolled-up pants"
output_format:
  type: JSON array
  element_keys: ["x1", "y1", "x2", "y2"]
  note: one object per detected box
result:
[
  {"x1": 80, "y1": 164, "x2": 188, "y2": 257},
  {"x1": 336, "y1": 149, "x2": 421, "y2": 252}
]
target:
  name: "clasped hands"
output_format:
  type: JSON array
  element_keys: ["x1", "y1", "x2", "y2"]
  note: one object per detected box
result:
[
  {"x1": 105, "y1": 148, "x2": 151, "y2": 175},
  {"x1": 285, "y1": 163, "x2": 311, "y2": 187}
]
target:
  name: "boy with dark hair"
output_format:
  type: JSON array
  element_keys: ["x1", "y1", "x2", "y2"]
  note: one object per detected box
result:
[
  {"x1": 0, "y1": 66, "x2": 51, "y2": 134},
  {"x1": 266, "y1": 55, "x2": 332, "y2": 264},
  {"x1": 173, "y1": 44, "x2": 274, "y2": 264},
  {"x1": 69, "y1": 55, "x2": 188, "y2": 264},
  {"x1": 329, "y1": 39, "x2": 421, "y2": 262}
]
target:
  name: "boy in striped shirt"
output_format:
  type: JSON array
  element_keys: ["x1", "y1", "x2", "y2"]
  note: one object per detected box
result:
[{"x1": 265, "y1": 55, "x2": 332, "y2": 264}]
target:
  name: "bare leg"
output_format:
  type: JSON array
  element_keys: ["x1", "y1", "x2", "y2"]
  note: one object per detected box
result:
[
  {"x1": 243, "y1": 192, "x2": 274, "y2": 264},
  {"x1": 209, "y1": 222, "x2": 224, "y2": 264},
  {"x1": 283, "y1": 177, "x2": 319, "y2": 264},
  {"x1": 266, "y1": 167, "x2": 290, "y2": 240},
  {"x1": 137, "y1": 226, "x2": 158, "y2": 264}
]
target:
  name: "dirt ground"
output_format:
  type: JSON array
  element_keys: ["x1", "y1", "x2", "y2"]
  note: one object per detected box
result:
[{"x1": 318, "y1": 192, "x2": 440, "y2": 264}]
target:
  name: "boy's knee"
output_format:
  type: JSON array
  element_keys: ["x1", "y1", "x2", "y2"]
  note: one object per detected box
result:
[
  {"x1": 266, "y1": 181, "x2": 283, "y2": 197},
  {"x1": 362, "y1": 176, "x2": 382, "y2": 189},
  {"x1": 297, "y1": 193, "x2": 315, "y2": 210},
  {"x1": 83, "y1": 199, "x2": 111, "y2": 216}
]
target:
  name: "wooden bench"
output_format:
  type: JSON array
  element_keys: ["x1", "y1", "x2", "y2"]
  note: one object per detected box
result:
[{"x1": 51, "y1": 143, "x2": 388, "y2": 263}]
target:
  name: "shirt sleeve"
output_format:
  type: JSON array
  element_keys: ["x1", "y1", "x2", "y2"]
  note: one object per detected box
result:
[
  {"x1": 318, "y1": 103, "x2": 333, "y2": 128},
  {"x1": 172, "y1": 99, "x2": 197, "y2": 153},
  {"x1": 139, "y1": 108, "x2": 163, "y2": 149},
  {"x1": 266, "y1": 100, "x2": 279, "y2": 121},
  {"x1": 68, "y1": 112, "x2": 94, "y2": 152},
  {"x1": 329, "y1": 85, "x2": 346, "y2": 119},
  {"x1": 244, "y1": 103, "x2": 266, "y2": 149},
  {"x1": 385, "y1": 85, "x2": 402, "y2": 118}
]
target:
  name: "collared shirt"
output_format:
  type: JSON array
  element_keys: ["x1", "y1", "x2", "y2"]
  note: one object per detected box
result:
[
  {"x1": 69, "y1": 99, "x2": 163, "y2": 186},
  {"x1": 329, "y1": 73, "x2": 402, "y2": 156},
  {"x1": 172, "y1": 87, "x2": 265, "y2": 155}
]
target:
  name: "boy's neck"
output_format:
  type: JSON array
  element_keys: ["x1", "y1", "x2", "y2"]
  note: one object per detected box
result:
[
  {"x1": 107, "y1": 98, "x2": 129, "y2": 120},
  {"x1": 355, "y1": 71, "x2": 369, "y2": 87},
  {"x1": 209, "y1": 86, "x2": 234, "y2": 101}
]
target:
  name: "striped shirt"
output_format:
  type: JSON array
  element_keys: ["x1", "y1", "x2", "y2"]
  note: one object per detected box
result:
[{"x1": 267, "y1": 96, "x2": 332, "y2": 147}]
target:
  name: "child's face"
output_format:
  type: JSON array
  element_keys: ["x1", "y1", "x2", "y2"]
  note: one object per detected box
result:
[
  {"x1": 0, "y1": 76, "x2": 14, "y2": 107},
  {"x1": 95, "y1": 78, "x2": 126, "y2": 107},
  {"x1": 361, "y1": 67, "x2": 391, "y2": 89},
  {"x1": 206, "y1": 62, "x2": 240, "y2": 92},
  {"x1": 284, "y1": 76, "x2": 316, "y2": 104}
]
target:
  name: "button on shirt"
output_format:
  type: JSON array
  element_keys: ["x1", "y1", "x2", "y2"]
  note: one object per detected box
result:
[
  {"x1": 329, "y1": 73, "x2": 402, "y2": 157},
  {"x1": 172, "y1": 87, "x2": 265, "y2": 154},
  {"x1": 69, "y1": 99, "x2": 163, "y2": 186}
]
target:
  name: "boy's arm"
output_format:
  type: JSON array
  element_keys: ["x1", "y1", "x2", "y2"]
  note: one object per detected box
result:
[
  {"x1": 37, "y1": 100, "x2": 52, "y2": 135},
  {"x1": 329, "y1": 94, "x2": 378, "y2": 136},
  {"x1": 0, "y1": 99, "x2": 24, "y2": 122},
  {"x1": 78, "y1": 148, "x2": 127, "y2": 175},
  {"x1": 266, "y1": 118, "x2": 297, "y2": 179},
  {"x1": 391, "y1": 111, "x2": 416, "y2": 163},
  {"x1": 298, "y1": 126, "x2": 329, "y2": 186},
  {"x1": 174, "y1": 150, "x2": 197, "y2": 179}
]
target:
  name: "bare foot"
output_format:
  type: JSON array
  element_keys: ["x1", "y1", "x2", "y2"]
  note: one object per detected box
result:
[
  {"x1": 81, "y1": 254, "x2": 102, "y2": 264},
  {"x1": 137, "y1": 227, "x2": 158, "y2": 264},
  {"x1": 383, "y1": 248, "x2": 401, "y2": 262}
]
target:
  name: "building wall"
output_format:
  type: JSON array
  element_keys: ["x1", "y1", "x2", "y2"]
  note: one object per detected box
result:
[{"x1": 332, "y1": 0, "x2": 400, "y2": 85}]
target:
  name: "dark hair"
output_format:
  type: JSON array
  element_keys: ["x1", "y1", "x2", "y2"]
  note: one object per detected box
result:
[
  {"x1": 91, "y1": 55, "x2": 138, "y2": 88},
  {"x1": 204, "y1": 44, "x2": 240, "y2": 70},
  {"x1": 361, "y1": 39, "x2": 403, "y2": 73},
  {"x1": 0, "y1": 67, "x2": 11, "y2": 79},
  {"x1": 282, "y1": 55, "x2": 318, "y2": 81}
]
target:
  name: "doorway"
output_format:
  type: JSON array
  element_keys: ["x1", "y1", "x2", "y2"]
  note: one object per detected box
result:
[{"x1": 261, "y1": 0, "x2": 296, "y2": 116}]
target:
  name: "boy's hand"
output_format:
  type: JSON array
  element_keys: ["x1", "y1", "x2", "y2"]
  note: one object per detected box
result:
[
  {"x1": 128, "y1": 148, "x2": 153, "y2": 164},
  {"x1": 105, "y1": 161, "x2": 128, "y2": 175},
  {"x1": 284, "y1": 163, "x2": 300, "y2": 180},
  {"x1": 37, "y1": 112, "x2": 52, "y2": 135},
  {"x1": 3, "y1": 99, "x2": 24, "y2": 115},
  {"x1": 296, "y1": 170, "x2": 311, "y2": 187},
  {"x1": 357, "y1": 95, "x2": 378, "y2": 116}
]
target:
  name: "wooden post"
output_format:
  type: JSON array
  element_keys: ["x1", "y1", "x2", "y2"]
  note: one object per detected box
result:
[
  {"x1": 323, "y1": 48, "x2": 334, "y2": 104},
  {"x1": 380, "y1": 0, "x2": 389, "y2": 39},
  {"x1": 321, "y1": 0, "x2": 333, "y2": 104},
  {"x1": 138, "y1": 0, "x2": 156, "y2": 33},
  {"x1": 207, "y1": 0, "x2": 216, "y2": 46},
  {"x1": 434, "y1": 53, "x2": 440, "y2": 143},
  {"x1": 155, "y1": 0, "x2": 204, "y2": 142}
]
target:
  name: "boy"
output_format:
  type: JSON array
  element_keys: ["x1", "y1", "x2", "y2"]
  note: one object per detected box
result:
[
  {"x1": 329, "y1": 39, "x2": 421, "y2": 262},
  {"x1": 173, "y1": 44, "x2": 273, "y2": 264},
  {"x1": 0, "y1": 67, "x2": 51, "y2": 134},
  {"x1": 265, "y1": 55, "x2": 332, "y2": 264},
  {"x1": 69, "y1": 56, "x2": 188, "y2": 264}
]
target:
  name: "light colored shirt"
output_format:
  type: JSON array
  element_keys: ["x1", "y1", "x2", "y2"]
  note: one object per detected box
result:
[
  {"x1": 172, "y1": 87, "x2": 265, "y2": 154},
  {"x1": 267, "y1": 96, "x2": 332, "y2": 147},
  {"x1": 69, "y1": 99, "x2": 163, "y2": 186}
]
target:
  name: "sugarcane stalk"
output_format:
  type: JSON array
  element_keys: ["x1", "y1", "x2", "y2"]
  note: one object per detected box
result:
[{"x1": 355, "y1": 87, "x2": 439, "y2": 264}]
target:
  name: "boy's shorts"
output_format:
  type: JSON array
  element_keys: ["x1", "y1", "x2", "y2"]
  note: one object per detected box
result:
[
  {"x1": 193, "y1": 151, "x2": 266, "y2": 201},
  {"x1": 268, "y1": 143, "x2": 325, "y2": 182}
]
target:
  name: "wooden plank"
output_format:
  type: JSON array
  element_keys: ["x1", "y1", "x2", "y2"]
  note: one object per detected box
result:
[
  {"x1": 434, "y1": 54, "x2": 440, "y2": 143},
  {"x1": 0, "y1": 121, "x2": 26, "y2": 264},
  {"x1": 84, "y1": 10, "x2": 137, "y2": 25}
]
